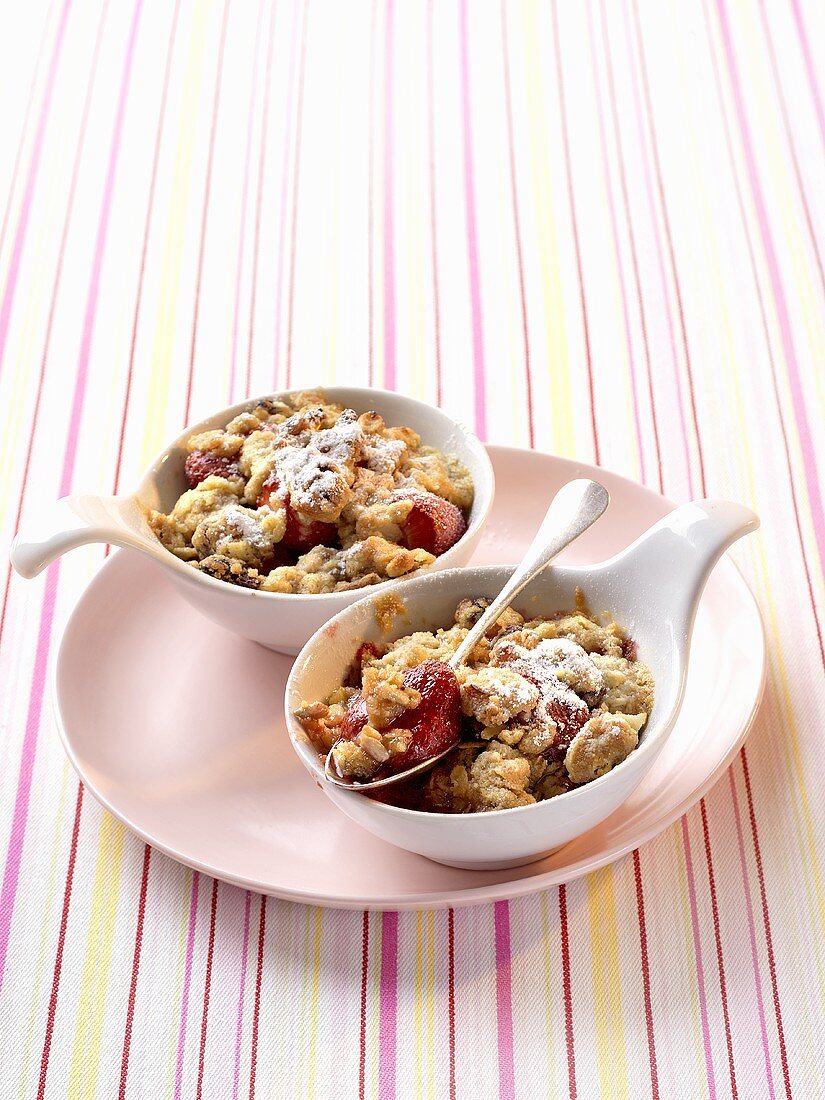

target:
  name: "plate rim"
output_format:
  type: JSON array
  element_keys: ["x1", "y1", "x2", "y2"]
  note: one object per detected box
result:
[{"x1": 51, "y1": 444, "x2": 767, "y2": 909}]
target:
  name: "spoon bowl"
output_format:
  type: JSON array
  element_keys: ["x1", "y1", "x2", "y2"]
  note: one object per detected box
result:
[
  {"x1": 286, "y1": 499, "x2": 759, "y2": 869},
  {"x1": 322, "y1": 477, "x2": 611, "y2": 790}
]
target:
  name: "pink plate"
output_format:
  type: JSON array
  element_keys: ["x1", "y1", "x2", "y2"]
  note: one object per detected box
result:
[{"x1": 52, "y1": 447, "x2": 765, "y2": 910}]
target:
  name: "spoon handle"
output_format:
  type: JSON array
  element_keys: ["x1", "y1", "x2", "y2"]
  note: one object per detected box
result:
[{"x1": 448, "y1": 479, "x2": 610, "y2": 668}]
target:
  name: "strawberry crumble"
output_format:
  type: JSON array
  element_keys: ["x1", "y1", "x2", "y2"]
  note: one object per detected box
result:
[
  {"x1": 147, "y1": 390, "x2": 473, "y2": 593},
  {"x1": 294, "y1": 593, "x2": 654, "y2": 812}
]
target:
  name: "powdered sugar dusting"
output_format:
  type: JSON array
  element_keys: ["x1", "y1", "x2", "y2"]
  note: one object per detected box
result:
[
  {"x1": 491, "y1": 637, "x2": 593, "y2": 741},
  {"x1": 270, "y1": 408, "x2": 365, "y2": 516},
  {"x1": 362, "y1": 435, "x2": 407, "y2": 474},
  {"x1": 216, "y1": 504, "x2": 269, "y2": 549}
]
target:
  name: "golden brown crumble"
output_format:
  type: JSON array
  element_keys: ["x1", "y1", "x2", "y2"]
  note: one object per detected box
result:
[
  {"x1": 373, "y1": 592, "x2": 407, "y2": 634},
  {"x1": 147, "y1": 390, "x2": 472, "y2": 593},
  {"x1": 295, "y1": 595, "x2": 654, "y2": 812}
]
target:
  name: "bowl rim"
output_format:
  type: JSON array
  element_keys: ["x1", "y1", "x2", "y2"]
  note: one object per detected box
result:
[
  {"x1": 285, "y1": 559, "x2": 690, "y2": 821},
  {"x1": 132, "y1": 385, "x2": 495, "y2": 603}
]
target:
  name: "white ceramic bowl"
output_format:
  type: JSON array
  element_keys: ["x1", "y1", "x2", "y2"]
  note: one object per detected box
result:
[
  {"x1": 11, "y1": 387, "x2": 494, "y2": 654},
  {"x1": 286, "y1": 500, "x2": 758, "y2": 869}
]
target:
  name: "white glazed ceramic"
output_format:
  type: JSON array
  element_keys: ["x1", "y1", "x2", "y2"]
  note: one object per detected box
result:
[
  {"x1": 51, "y1": 447, "x2": 766, "y2": 908},
  {"x1": 11, "y1": 387, "x2": 494, "y2": 654},
  {"x1": 286, "y1": 499, "x2": 759, "y2": 869}
]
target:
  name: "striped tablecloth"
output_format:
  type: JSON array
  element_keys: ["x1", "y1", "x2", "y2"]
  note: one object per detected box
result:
[{"x1": 1, "y1": 1, "x2": 823, "y2": 1096}]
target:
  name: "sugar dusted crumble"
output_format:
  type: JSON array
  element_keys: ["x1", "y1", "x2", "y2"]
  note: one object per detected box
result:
[
  {"x1": 147, "y1": 390, "x2": 473, "y2": 593},
  {"x1": 294, "y1": 593, "x2": 654, "y2": 812}
]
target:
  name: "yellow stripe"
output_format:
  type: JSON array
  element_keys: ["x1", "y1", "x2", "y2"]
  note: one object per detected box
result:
[
  {"x1": 405, "y1": 6, "x2": 426, "y2": 403},
  {"x1": 413, "y1": 911, "x2": 425, "y2": 1094},
  {"x1": 0, "y1": 109, "x2": 67, "y2": 527},
  {"x1": 426, "y1": 910, "x2": 436, "y2": 1099},
  {"x1": 326, "y1": 8, "x2": 344, "y2": 386},
  {"x1": 733, "y1": 1, "x2": 825, "y2": 410},
  {"x1": 586, "y1": 868, "x2": 630, "y2": 1099},
  {"x1": 305, "y1": 907, "x2": 324, "y2": 1098},
  {"x1": 141, "y1": 3, "x2": 211, "y2": 463},
  {"x1": 370, "y1": 2, "x2": 384, "y2": 390},
  {"x1": 67, "y1": 812, "x2": 126, "y2": 1097},
  {"x1": 521, "y1": 0, "x2": 575, "y2": 456}
]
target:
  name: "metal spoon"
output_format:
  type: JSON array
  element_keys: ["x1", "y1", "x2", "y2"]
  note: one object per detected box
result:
[{"x1": 323, "y1": 478, "x2": 610, "y2": 791}]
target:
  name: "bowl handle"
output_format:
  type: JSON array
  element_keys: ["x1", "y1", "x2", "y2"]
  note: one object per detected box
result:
[
  {"x1": 11, "y1": 494, "x2": 156, "y2": 579},
  {"x1": 613, "y1": 499, "x2": 759, "y2": 640}
]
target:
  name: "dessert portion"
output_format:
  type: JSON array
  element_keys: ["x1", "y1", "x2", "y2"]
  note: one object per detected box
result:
[
  {"x1": 148, "y1": 390, "x2": 473, "y2": 593},
  {"x1": 294, "y1": 594, "x2": 654, "y2": 813}
]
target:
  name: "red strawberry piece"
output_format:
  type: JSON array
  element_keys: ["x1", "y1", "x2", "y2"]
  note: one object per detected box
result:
[
  {"x1": 257, "y1": 544, "x2": 294, "y2": 573},
  {"x1": 257, "y1": 472, "x2": 337, "y2": 552},
  {"x1": 338, "y1": 659, "x2": 461, "y2": 774},
  {"x1": 545, "y1": 696, "x2": 589, "y2": 758},
  {"x1": 344, "y1": 642, "x2": 385, "y2": 687},
  {"x1": 184, "y1": 450, "x2": 241, "y2": 488},
  {"x1": 503, "y1": 657, "x2": 589, "y2": 759},
  {"x1": 398, "y1": 493, "x2": 467, "y2": 556}
]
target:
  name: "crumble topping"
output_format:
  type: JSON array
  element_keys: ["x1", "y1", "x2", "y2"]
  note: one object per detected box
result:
[
  {"x1": 294, "y1": 592, "x2": 654, "y2": 811},
  {"x1": 147, "y1": 390, "x2": 473, "y2": 593}
]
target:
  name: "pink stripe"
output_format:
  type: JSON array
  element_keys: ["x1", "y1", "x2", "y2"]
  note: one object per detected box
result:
[
  {"x1": 727, "y1": 770, "x2": 776, "y2": 1099},
  {"x1": 378, "y1": 911, "x2": 398, "y2": 1099},
  {"x1": 551, "y1": 0, "x2": 600, "y2": 464},
  {"x1": 183, "y1": 1, "x2": 230, "y2": 426},
  {"x1": 366, "y1": 0, "x2": 378, "y2": 388},
  {"x1": 756, "y1": 0, "x2": 824, "y2": 295},
  {"x1": 245, "y1": 0, "x2": 277, "y2": 398},
  {"x1": 0, "y1": 0, "x2": 142, "y2": 994},
  {"x1": 426, "y1": 0, "x2": 442, "y2": 407},
  {"x1": 700, "y1": 0, "x2": 825, "y2": 670},
  {"x1": 587, "y1": 0, "x2": 647, "y2": 483},
  {"x1": 282, "y1": 1, "x2": 310, "y2": 389},
  {"x1": 620, "y1": 1, "x2": 695, "y2": 497},
  {"x1": 715, "y1": 0, "x2": 825, "y2": 576},
  {"x1": 0, "y1": 565, "x2": 61, "y2": 989},
  {"x1": 229, "y1": 0, "x2": 265, "y2": 404},
  {"x1": 630, "y1": 0, "x2": 706, "y2": 496},
  {"x1": 111, "y1": 0, "x2": 179, "y2": 500},
  {"x1": 270, "y1": 5, "x2": 300, "y2": 389},
  {"x1": 174, "y1": 872, "x2": 201, "y2": 1100},
  {"x1": 680, "y1": 817, "x2": 718, "y2": 1099},
  {"x1": 231, "y1": 892, "x2": 252, "y2": 1100},
  {"x1": 500, "y1": 0, "x2": 535, "y2": 449},
  {"x1": 0, "y1": 0, "x2": 71, "y2": 373},
  {"x1": 60, "y1": 0, "x2": 143, "y2": 496},
  {"x1": 494, "y1": 901, "x2": 516, "y2": 1100},
  {"x1": 0, "y1": 1, "x2": 53, "y2": 258},
  {"x1": 457, "y1": 0, "x2": 487, "y2": 440},
  {"x1": 789, "y1": 0, "x2": 825, "y2": 149},
  {"x1": 599, "y1": 0, "x2": 663, "y2": 493},
  {"x1": 0, "y1": 0, "x2": 110, "y2": 633},
  {"x1": 382, "y1": 0, "x2": 396, "y2": 390}
]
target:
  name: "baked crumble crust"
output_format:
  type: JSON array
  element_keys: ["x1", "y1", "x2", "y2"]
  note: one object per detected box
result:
[
  {"x1": 147, "y1": 390, "x2": 473, "y2": 593},
  {"x1": 295, "y1": 593, "x2": 654, "y2": 812}
]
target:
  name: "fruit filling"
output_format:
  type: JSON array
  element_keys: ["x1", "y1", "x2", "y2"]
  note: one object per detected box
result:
[
  {"x1": 147, "y1": 390, "x2": 473, "y2": 593},
  {"x1": 294, "y1": 593, "x2": 654, "y2": 809}
]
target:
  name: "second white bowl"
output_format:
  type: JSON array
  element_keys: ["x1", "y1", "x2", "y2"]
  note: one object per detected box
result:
[{"x1": 285, "y1": 499, "x2": 758, "y2": 868}]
